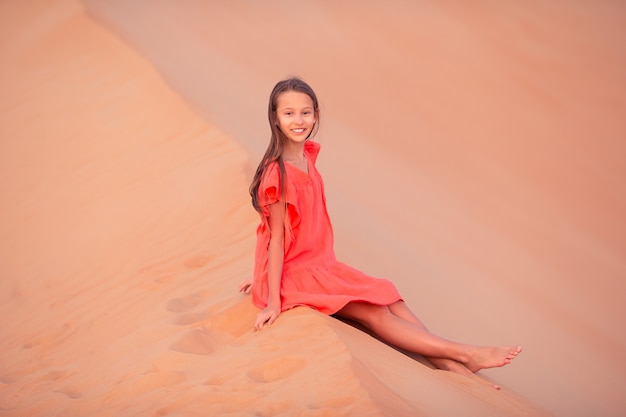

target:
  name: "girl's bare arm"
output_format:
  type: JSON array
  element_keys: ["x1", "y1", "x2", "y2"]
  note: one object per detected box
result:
[{"x1": 254, "y1": 201, "x2": 285, "y2": 330}]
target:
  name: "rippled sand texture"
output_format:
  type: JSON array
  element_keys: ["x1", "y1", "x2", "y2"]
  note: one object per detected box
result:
[{"x1": 1, "y1": 1, "x2": 625, "y2": 416}]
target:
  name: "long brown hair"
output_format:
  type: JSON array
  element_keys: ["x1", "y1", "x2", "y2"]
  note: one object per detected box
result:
[{"x1": 250, "y1": 77, "x2": 320, "y2": 213}]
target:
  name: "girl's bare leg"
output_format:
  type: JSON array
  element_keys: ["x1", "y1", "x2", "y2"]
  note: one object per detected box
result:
[
  {"x1": 387, "y1": 302, "x2": 475, "y2": 375},
  {"x1": 336, "y1": 301, "x2": 521, "y2": 374},
  {"x1": 387, "y1": 301, "x2": 504, "y2": 389}
]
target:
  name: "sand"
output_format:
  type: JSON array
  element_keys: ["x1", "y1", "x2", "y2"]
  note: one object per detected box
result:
[{"x1": 1, "y1": 1, "x2": 625, "y2": 416}]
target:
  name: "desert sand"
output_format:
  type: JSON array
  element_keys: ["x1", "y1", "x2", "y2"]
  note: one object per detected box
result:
[{"x1": 1, "y1": 1, "x2": 625, "y2": 416}]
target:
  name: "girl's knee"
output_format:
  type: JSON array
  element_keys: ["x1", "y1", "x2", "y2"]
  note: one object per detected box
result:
[
  {"x1": 367, "y1": 304, "x2": 393, "y2": 327},
  {"x1": 339, "y1": 302, "x2": 391, "y2": 328}
]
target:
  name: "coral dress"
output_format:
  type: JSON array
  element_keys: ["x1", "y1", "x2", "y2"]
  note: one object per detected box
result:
[{"x1": 252, "y1": 141, "x2": 402, "y2": 315}]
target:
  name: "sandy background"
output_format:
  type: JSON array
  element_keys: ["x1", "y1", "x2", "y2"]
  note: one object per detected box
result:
[{"x1": 1, "y1": 0, "x2": 625, "y2": 416}]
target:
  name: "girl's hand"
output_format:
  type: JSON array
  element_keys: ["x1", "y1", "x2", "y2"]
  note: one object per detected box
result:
[
  {"x1": 238, "y1": 279, "x2": 253, "y2": 294},
  {"x1": 255, "y1": 304, "x2": 281, "y2": 331}
]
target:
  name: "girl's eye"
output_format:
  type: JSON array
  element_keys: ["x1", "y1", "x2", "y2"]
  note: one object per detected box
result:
[
  {"x1": 285, "y1": 112, "x2": 292, "y2": 116},
  {"x1": 303, "y1": 111, "x2": 310, "y2": 115}
]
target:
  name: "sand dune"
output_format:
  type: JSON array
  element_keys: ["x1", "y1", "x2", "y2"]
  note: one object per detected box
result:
[{"x1": 1, "y1": 0, "x2": 625, "y2": 416}]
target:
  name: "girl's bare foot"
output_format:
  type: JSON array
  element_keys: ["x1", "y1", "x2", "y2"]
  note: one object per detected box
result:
[
  {"x1": 431, "y1": 358, "x2": 502, "y2": 390},
  {"x1": 465, "y1": 346, "x2": 522, "y2": 373},
  {"x1": 430, "y1": 358, "x2": 474, "y2": 377}
]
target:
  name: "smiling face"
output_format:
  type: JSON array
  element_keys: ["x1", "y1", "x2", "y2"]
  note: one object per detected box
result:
[{"x1": 275, "y1": 91, "x2": 317, "y2": 145}]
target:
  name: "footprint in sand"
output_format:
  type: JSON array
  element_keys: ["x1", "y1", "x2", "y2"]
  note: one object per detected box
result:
[
  {"x1": 54, "y1": 385, "x2": 82, "y2": 399},
  {"x1": 37, "y1": 370, "x2": 67, "y2": 382},
  {"x1": 202, "y1": 298, "x2": 258, "y2": 339},
  {"x1": 170, "y1": 298, "x2": 232, "y2": 326},
  {"x1": 183, "y1": 254, "x2": 214, "y2": 269},
  {"x1": 203, "y1": 374, "x2": 231, "y2": 386},
  {"x1": 140, "y1": 254, "x2": 213, "y2": 286},
  {"x1": 165, "y1": 289, "x2": 212, "y2": 313},
  {"x1": 169, "y1": 328, "x2": 216, "y2": 355},
  {"x1": 246, "y1": 356, "x2": 307, "y2": 383},
  {"x1": 0, "y1": 372, "x2": 20, "y2": 384},
  {"x1": 171, "y1": 296, "x2": 256, "y2": 342}
]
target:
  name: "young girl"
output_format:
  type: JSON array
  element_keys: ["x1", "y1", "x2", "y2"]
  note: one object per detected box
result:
[{"x1": 239, "y1": 77, "x2": 521, "y2": 387}]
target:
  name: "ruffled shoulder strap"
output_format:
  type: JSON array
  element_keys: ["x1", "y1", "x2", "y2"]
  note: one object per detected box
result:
[{"x1": 305, "y1": 140, "x2": 321, "y2": 164}]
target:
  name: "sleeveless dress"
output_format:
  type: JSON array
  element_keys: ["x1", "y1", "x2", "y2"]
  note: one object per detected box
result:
[{"x1": 252, "y1": 141, "x2": 402, "y2": 314}]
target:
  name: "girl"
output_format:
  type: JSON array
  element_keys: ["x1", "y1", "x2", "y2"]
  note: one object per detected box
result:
[{"x1": 239, "y1": 77, "x2": 521, "y2": 387}]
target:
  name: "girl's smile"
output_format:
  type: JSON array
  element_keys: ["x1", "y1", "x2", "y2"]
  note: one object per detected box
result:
[{"x1": 275, "y1": 91, "x2": 317, "y2": 144}]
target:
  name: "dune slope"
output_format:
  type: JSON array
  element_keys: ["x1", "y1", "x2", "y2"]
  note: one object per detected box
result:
[
  {"x1": 82, "y1": 1, "x2": 626, "y2": 416},
  {"x1": 2, "y1": 1, "x2": 625, "y2": 416},
  {"x1": 0, "y1": 1, "x2": 548, "y2": 416}
]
